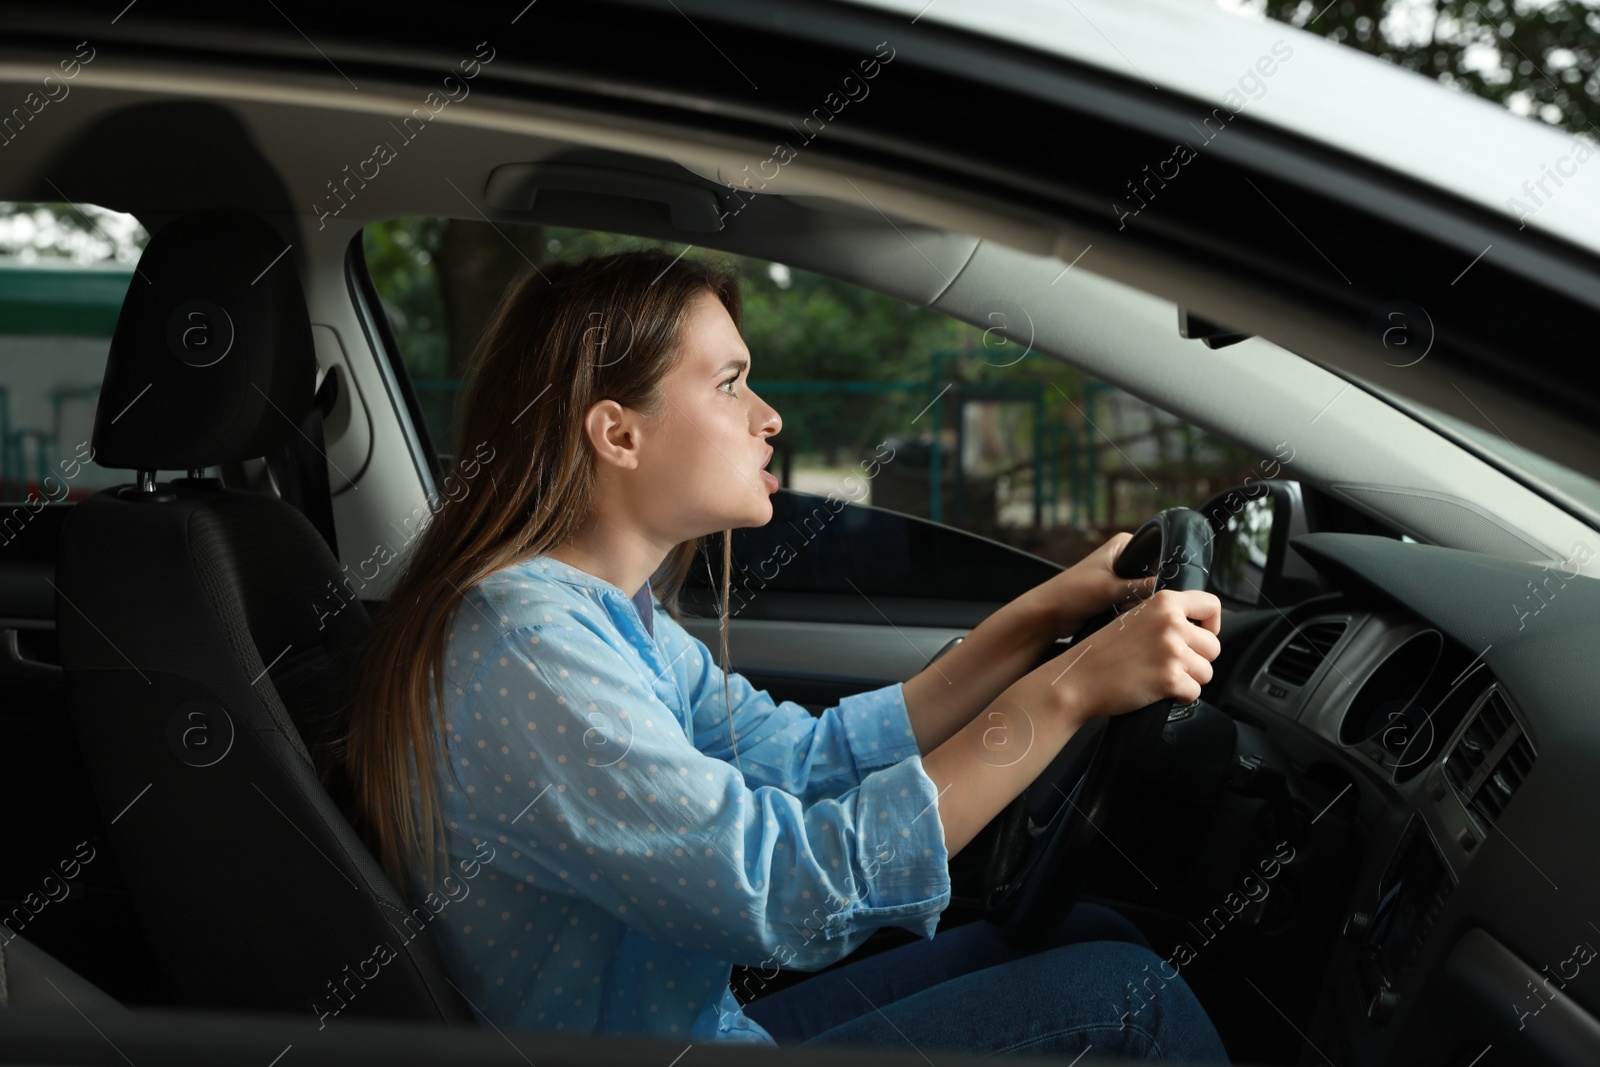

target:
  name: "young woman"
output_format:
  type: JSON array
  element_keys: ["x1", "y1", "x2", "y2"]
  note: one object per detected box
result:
[{"x1": 346, "y1": 248, "x2": 1229, "y2": 1061}]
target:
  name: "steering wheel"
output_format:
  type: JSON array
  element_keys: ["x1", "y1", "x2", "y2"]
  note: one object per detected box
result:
[{"x1": 983, "y1": 507, "x2": 1214, "y2": 946}]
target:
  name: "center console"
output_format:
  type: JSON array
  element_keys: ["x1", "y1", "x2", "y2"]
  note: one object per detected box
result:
[{"x1": 1346, "y1": 816, "x2": 1456, "y2": 1025}]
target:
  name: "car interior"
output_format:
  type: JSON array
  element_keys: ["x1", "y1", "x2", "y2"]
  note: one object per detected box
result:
[{"x1": 3, "y1": 3, "x2": 1600, "y2": 1066}]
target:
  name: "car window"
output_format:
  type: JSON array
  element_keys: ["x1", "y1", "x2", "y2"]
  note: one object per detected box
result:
[
  {"x1": 362, "y1": 218, "x2": 1278, "y2": 575},
  {"x1": 0, "y1": 202, "x2": 148, "y2": 508}
]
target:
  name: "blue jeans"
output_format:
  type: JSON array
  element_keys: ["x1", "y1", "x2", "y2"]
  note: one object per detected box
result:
[{"x1": 743, "y1": 904, "x2": 1230, "y2": 1061}]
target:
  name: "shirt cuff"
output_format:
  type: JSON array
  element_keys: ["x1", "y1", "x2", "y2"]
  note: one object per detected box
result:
[
  {"x1": 836, "y1": 681, "x2": 922, "y2": 774},
  {"x1": 822, "y1": 755, "x2": 951, "y2": 942}
]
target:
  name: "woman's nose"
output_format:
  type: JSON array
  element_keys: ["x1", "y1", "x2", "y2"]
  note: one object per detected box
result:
[{"x1": 752, "y1": 390, "x2": 781, "y2": 436}]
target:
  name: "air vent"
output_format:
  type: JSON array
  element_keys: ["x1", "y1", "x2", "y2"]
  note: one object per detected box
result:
[
  {"x1": 1444, "y1": 688, "x2": 1535, "y2": 830},
  {"x1": 1265, "y1": 620, "x2": 1347, "y2": 687}
]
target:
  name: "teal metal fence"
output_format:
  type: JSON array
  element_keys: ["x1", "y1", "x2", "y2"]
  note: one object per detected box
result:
[{"x1": 0, "y1": 264, "x2": 133, "y2": 501}]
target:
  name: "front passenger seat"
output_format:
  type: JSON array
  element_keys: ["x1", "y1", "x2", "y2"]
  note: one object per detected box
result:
[{"x1": 54, "y1": 210, "x2": 473, "y2": 1026}]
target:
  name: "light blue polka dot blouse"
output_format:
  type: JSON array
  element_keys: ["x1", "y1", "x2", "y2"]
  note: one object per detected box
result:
[{"x1": 405, "y1": 554, "x2": 952, "y2": 1045}]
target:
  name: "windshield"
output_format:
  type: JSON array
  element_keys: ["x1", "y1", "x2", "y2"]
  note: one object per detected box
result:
[{"x1": 1362, "y1": 379, "x2": 1600, "y2": 527}]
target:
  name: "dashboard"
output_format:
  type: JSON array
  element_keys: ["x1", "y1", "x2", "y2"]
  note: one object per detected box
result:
[{"x1": 1220, "y1": 532, "x2": 1600, "y2": 1066}]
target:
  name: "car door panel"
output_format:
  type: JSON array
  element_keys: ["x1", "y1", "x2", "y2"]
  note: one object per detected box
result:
[{"x1": 679, "y1": 616, "x2": 969, "y2": 712}]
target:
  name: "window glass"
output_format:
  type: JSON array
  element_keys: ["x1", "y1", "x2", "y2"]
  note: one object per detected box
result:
[
  {"x1": 363, "y1": 218, "x2": 1274, "y2": 575},
  {"x1": 0, "y1": 203, "x2": 148, "y2": 509},
  {"x1": 1374, "y1": 382, "x2": 1600, "y2": 523}
]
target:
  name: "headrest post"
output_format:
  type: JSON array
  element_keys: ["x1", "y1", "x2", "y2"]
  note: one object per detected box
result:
[{"x1": 136, "y1": 470, "x2": 158, "y2": 493}]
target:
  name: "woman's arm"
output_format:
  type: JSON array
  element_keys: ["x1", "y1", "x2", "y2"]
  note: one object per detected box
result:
[
  {"x1": 443, "y1": 610, "x2": 952, "y2": 971},
  {"x1": 656, "y1": 608, "x2": 922, "y2": 804},
  {"x1": 899, "y1": 592, "x2": 1059, "y2": 755},
  {"x1": 901, "y1": 532, "x2": 1149, "y2": 755},
  {"x1": 921, "y1": 586, "x2": 1222, "y2": 856}
]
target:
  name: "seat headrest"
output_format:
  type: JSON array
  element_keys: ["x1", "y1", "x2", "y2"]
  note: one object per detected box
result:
[{"x1": 93, "y1": 210, "x2": 316, "y2": 471}]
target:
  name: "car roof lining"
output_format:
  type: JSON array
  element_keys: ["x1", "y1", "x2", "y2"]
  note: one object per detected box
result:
[
  {"x1": 0, "y1": 65, "x2": 1014, "y2": 305},
  {"x1": 3, "y1": 68, "x2": 1598, "y2": 574}
]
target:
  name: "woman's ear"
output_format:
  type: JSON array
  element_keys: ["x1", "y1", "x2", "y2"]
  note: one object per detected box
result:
[{"x1": 584, "y1": 398, "x2": 643, "y2": 471}]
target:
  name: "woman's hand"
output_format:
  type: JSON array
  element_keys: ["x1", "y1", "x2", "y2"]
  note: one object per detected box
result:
[
  {"x1": 1017, "y1": 531, "x2": 1160, "y2": 641},
  {"x1": 1027, "y1": 587, "x2": 1223, "y2": 730}
]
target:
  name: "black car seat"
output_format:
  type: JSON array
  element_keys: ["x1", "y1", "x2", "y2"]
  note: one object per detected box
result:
[
  {"x1": 0, "y1": 933, "x2": 126, "y2": 1013},
  {"x1": 52, "y1": 210, "x2": 473, "y2": 1025}
]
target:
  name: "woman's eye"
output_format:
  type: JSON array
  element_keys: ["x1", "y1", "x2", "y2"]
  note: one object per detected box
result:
[{"x1": 719, "y1": 376, "x2": 739, "y2": 395}]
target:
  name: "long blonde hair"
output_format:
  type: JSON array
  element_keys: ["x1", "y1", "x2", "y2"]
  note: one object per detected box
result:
[{"x1": 345, "y1": 248, "x2": 744, "y2": 893}]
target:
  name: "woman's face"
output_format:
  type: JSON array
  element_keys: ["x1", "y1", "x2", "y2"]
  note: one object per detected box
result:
[{"x1": 637, "y1": 289, "x2": 782, "y2": 539}]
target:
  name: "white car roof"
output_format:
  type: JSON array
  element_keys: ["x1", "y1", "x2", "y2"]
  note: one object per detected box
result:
[{"x1": 847, "y1": 0, "x2": 1600, "y2": 255}]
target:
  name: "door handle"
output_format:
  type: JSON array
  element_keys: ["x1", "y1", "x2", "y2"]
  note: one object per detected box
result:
[
  {"x1": 0, "y1": 628, "x2": 62, "y2": 678},
  {"x1": 927, "y1": 635, "x2": 964, "y2": 667}
]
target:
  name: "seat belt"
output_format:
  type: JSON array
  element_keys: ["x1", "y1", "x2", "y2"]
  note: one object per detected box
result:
[{"x1": 264, "y1": 371, "x2": 340, "y2": 559}]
